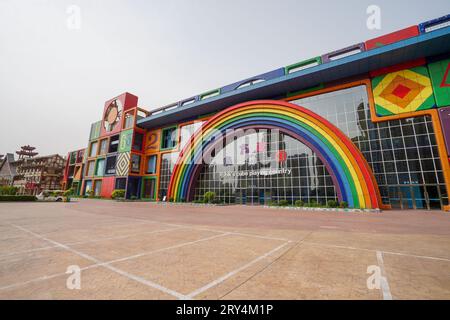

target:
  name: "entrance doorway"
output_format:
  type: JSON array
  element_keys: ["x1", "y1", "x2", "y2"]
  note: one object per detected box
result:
[{"x1": 387, "y1": 185, "x2": 443, "y2": 210}]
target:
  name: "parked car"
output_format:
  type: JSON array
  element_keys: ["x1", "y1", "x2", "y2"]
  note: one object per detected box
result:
[{"x1": 36, "y1": 190, "x2": 64, "y2": 202}]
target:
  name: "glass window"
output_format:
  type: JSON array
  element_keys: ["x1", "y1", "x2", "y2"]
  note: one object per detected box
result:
[
  {"x1": 115, "y1": 177, "x2": 126, "y2": 190},
  {"x1": 86, "y1": 161, "x2": 95, "y2": 176},
  {"x1": 133, "y1": 132, "x2": 144, "y2": 151},
  {"x1": 131, "y1": 154, "x2": 141, "y2": 173},
  {"x1": 158, "y1": 152, "x2": 179, "y2": 200},
  {"x1": 123, "y1": 112, "x2": 135, "y2": 129},
  {"x1": 146, "y1": 155, "x2": 157, "y2": 174},
  {"x1": 99, "y1": 139, "x2": 108, "y2": 155},
  {"x1": 142, "y1": 178, "x2": 156, "y2": 200},
  {"x1": 108, "y1": 135, "x2": 120, "y2": 153},
  {"x1": 89, "y1": 141, "x2": 98, "y2": 157},
  {"x1": 95, "y1": 158, "x2": 105, "y2": 176},
  {"x1": 161, "y1": 127, "x2": 177, "y2": 149},
  {"x1": 84, "y1": 180, "x2": 92, "y2": 195},
  {"x1": 94, "y1": 180, "x2": 102, "y2": 196},
  {"x1": 105, "y1": 156, "x2": 117, "y2": 175}
]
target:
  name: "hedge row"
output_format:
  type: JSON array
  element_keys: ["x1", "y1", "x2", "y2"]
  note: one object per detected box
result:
[{"x1": 0, "y1": 195, "x2": 37, "y2": 202}]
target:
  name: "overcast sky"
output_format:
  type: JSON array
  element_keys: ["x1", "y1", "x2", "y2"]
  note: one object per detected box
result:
[{"x1": 0, "y1": 0, "x2": 449, "y2": 156}]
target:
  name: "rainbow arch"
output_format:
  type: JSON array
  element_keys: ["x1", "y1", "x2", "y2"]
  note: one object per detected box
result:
[{"x1": 167, "y1": 100, "x2": 382, "y2": 209}]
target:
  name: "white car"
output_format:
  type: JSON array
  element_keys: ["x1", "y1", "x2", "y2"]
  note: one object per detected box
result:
[{"x1": 36, "y1": 190, "x2": 64, "y2": 202}]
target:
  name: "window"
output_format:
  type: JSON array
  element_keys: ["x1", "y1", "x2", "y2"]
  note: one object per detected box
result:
[
  {"x1": 99, "y1": 139, "x2": 108, "y2": 155},
  {"x1": 158, "y1": 152, "x2": 178, "y2": 200},
  {"x1": 108, "y1": 135, "x2": 120, "y2": 153},
  {"x1": 161, "y1": 127, "x2": 177, "y2": 150},
  {"x1": 131, "y1": 154, "x2": 141, "y2": 173},
  {"x1": 76, "y1": 150, "x2": 84, "y2": 163},
  {"x1": 86, "y1": 160, "x2": 95, "y2": 176},
  {"x1": 105, "y1": 156, "x2": 117, "y2": 175},
  {"x1": 123, "y1": 112, "x2": 134, "y2": 129},
  {"x1": 133, "y1": 132, "x2": 144, "y2": 152},
  {"x1": 142, "y1": 178, "x2": 156, "y2": 200},
  {"x1": 70, "y1": 152, "x2": 77, "y2": 165},
  {"x1": 95, "y1": 158, "x2": 105, "y2": 176},
  {"x1": 84, "y1": 180, "x2": 92, "y2": 195},
  {"x1": 89, "y1": 141, "x2": 98, "y2": 157},
  {"x1": 115, "y1": 177, "x2": 126, "y2": 190},
  {"x1": 146, "y1": 155, "x2": 157, "y2": 174},
  {"x1": 94, "y1": 180, "x2": 102, "y2": 196}
]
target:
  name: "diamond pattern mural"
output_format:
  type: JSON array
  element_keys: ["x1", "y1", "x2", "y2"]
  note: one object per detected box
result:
[
  {"x1": 372, "y1": 66, "x2": 436, "y2": 117},
  {"x1": 116, "y1": 152, "x2": 130, "y2": 176},
  {"x1": 428, "y1": 58, "x2": 450, "y2": 108}
]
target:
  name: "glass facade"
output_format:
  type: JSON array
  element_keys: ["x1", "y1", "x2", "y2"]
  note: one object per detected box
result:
[
  {"x1": 194, "y1": 130, "x2": 336, "y2": 205},
  {"x1": 159, "y1": 152, "x2": 178, "y2": 200},
  {"x1": 190, "y1": 85, "x2": 447, "y2": 209}
]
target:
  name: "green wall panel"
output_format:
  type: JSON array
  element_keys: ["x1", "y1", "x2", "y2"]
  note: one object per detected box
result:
[
  {"x1": 89, "y1": 121, "x2": 101, "y2": 141},
  {"x1": 119, "y1": 129, "x2": 133, "y2": 153},
  {"x1": 428, "y1": 58, "x2": 450, "y2": 108}
]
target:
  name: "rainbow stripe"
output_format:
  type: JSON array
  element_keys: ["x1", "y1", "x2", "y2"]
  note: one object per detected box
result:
[{"x1": 168, "y1": 100, "x2": 381, "y2": 209}]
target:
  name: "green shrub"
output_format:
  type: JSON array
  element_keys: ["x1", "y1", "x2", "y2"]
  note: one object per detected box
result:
[
  {"x1": 305, "y1": 200, "x2": 320, "y2": 207},
  {"x1": 192, "y1": 199, "x2": 203, "y2": 204},
  {"x1": 130, "y1": 196, "x2": 138, "y2": 201},
  {"x1": 326, "y1": 200, "x2": 339, "y2": 208},
  {"x1": 63, "y1": 188, "x2": 74, "y2": 197},
  {"x1": 111, "y1": 189, "x2": 125, "y2": 199},
  {"x1": 211, "y1": 198, "x2": 223, "y2": 204},
  {"x1": 268, "y1": 200, "x2": 278, "y2": 206},
  {"x1": 0, "y1": 186, "x2": 18, "y2": 195},
  {"x1": 0, "y1": 195, "x2": 36, "y2": 201},
  {"x1": 295, "y1": 200, "x2": 305, "y2": 207},
  {"x1": 51, "y1": 190, "x2": 64, "y2": 197},
  {"x1": 278, "y1": 200, "x2": 289, "y2": 207},
  {"x1": 203, "y1": 191, "x2": 216, "y2": 204},
  {"x1": 339, "y1": 201, "x2": 348, "y2": 208}
]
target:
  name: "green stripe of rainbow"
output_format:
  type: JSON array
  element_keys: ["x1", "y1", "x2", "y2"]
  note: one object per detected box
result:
[{"x1": 167, "y1": 100, "x2": 381, "y2": 209}]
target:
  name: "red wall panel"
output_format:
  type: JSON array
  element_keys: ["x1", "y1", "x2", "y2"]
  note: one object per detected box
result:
[
  {"x1": 365, "y1": 26, "x2": 419, "y2": 50},
  {"x1": 100, "y1": 176, "x2": 115, "y2": 198}
]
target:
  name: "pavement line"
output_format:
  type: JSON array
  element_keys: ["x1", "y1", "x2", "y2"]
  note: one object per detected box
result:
[
  {"x1": 0, "y1": 245, "x2": 59, "y2": 259},
  {"x1": 0, "y1": 227, "x2": 184, "y2": 259},
  {"x1": 303, "y1": 241, "x2": 450, "y2": 262},
  {"x1": 66, "y1": 226, "x2": 185, "y2": 246},
  {"x1": 10, "y1": 224, "x2": 189, "y2": 300},
  {"x1": 64, "y1": 206, "x2": 292, "y2": 242},
  {"x1": 376, "y1": 251, "x2": 393, "y2": 300},
  {"x1": 0, "y1": 228, "x2": 230, "y2": 294},
  {"x1": 186, "y1": 241, "x2": 292, "y2": 299},
  {"x1": 101, "y1": 232, "x2": 231, "y2": 265},
  {"x1": 218, "y1": 231, "x2": 314, "y2": 299}
]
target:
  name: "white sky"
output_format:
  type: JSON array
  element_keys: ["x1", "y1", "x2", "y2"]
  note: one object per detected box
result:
[{"x1": 0, "y1": 0, "x2": 449, "y2": 156}]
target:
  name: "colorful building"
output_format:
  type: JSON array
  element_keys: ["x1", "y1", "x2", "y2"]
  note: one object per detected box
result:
[
  {"x1": 64, "y1": 14, "x2": 450, "y2": 210},
  {"x1": 13, "y1": 154, "x2": 65, "y2": 195}
]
